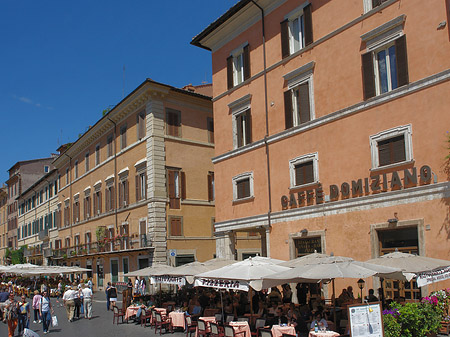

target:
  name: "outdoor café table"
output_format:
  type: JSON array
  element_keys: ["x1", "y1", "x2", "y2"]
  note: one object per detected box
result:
[
  {"x1": 271, "y1": 325, "x2": 296, "y2": 337},
  {"x1": 229, "y1": 321, "x2": 252, "y2": 337},
  {"x1": 244, "y1": 313, "x2": 261, "y2": 325},
  {"x1": 125, "y1": 305, "x2": 141, "y2": 321},
  {"x1": 154, "y1": 307, "x2": 167, "y2": 316},
  {"x1": 308, "y1": 331, "x2": 340, "y2": 337},
  {"x1": 169, "y1": 311, "x2": 186, "y2": 329}
]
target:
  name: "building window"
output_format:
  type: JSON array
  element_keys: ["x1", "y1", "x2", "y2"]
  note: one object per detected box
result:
[
  {"x1": 370, "y1": 125, "x2": 412, "y2": 169},
  {"x1": 167, "y1": 169, "x2": 186, "y2": 209},
  {"x1": 64, "y1": 205, "x2": 70, "y2": 227},
  {"x1": 74, "y1": 161, "x2": 79, "y2": 179},
  {"x1": 85, "y1": 152, "x2": 89, "y2": 172},
  {"x1": 361, "y1": 16, "x2": 408, "y2": 100},
  {"x1": 93, "y1": 190, "x2": 102, "y2": 216},
  {"x1": 65, "y1": 237, "x2": 70, "y2": 248},
  {"x1": 95, "y1": 144, "x2": 100, "y2": 166},
  {"x1": 107, "y1": 134, "x2": 114, "y2": 157},
  {"x1": 73, "y1": 201, "x2": 80, "y2": 223},
  {"x1": 118, "y1": 179, "x2": 129, "y2": 208},
  {"x1": 169, "y1": 216, "x2": 183, "y2": 237},
  {"x1": 105, "y1": 185, "x2": 115, "y2": 212},
  {"x1": 289, "y1": 153, "x2": 319, "y2": 188},
  {"x1": 281, "y1": 3, "x2": 313, "y2": 58},
  {"x1": 44, "y1": 165, "x2": 49, "y2": 173},
  {"x1": 166, "y1": 109, "x2": 181, "y2": 137},
  {"x1": 84, "y1": 195, "x2": 91, "y2": 219},
  {"x1": 233, "y1": 172, "x2": 254, "y2": 201},
  {"x1": 85, "y1": 232, "x2": 91, "y2": 253},
  {"x1": 135, "y1": 171, "x2": 147, "y2": 201},
  {"x1": 233, "y1": 109, "x2": 252, "y2": 148},
  {"x1": 363, "y1": 0, "x2": 389, "y2": 13},
  {"x1": 137, "y1": 111, "x2": 146, "y2": 140},
  {"x1": 120, "y1": 224, "x2": 129, "y2": 250},
  {"x1": 207, "y1": 117, "x2": 214, "y2": 143},
  {"x1": 66, "y1": 168, "x2": 69, "y2": 185},
  {"x1": 207, "y1": 172, "x2": 215, "y2": 202},
  {"x1": 227, "y1": 44, "x2": 250, "y2": 89},
  {"x1": 120, "y1": 125, "x2": 127, "y2": 150}
]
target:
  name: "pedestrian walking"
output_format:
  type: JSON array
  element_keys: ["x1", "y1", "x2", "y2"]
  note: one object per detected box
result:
[
  {"x1": 39, "y1": 290, "x2": 53, "y2": 334},
  {"x1": 105, "y1": 282, "x2": 111, "y2": 311},
  {"x1": 63, "y1": 285, "x2": 76, "y2": 322},
  {"x1": 107, "y1": 283, "x2": 118, "y2": 309},
  {"x1": 32, "y1": 290, "x2": 42, "y2": 323},
  {"x1": 4, "y1": 293, "x2": 19, "y2": 337},
  {"x1": 81, "y1": 284, "x2": 93, "y2": 319},
  {"x1": 17, "y1": 294, "x2": 30, "y2": 335}
]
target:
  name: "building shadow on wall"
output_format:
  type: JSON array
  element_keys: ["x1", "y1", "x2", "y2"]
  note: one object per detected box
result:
[{"x1": 440, "y1": 148, "x2": 450, "y2": 240}]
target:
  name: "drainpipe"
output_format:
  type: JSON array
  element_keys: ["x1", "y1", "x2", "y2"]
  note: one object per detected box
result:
[
  {"x1": 106, "y1": 117, "x2": 119, "y2": 236},
  {"x1": 251, "y1": 0, "x2": 272, "y2": 257}
]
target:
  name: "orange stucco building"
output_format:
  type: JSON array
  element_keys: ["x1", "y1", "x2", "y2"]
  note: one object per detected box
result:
[{"x1": 193, "y1": 0, "x2": 450, "y2": 300}]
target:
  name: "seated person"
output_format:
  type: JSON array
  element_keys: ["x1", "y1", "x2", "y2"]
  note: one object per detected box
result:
[
  {"x1": 310, "y1": 313, "x2": 328, "y2": 331},
  {"x1": 366, "y1": 289, "x2": 378, "y2": 303},
  {"x1": 190, "y1": 300, "x2": 202, "y2": 320},
  {"x1": 268, "y1": 306, "x2": 288, "y2": 326},
  {"x1": 134, "y1": 298, "x2": 148, "y2": 322}
]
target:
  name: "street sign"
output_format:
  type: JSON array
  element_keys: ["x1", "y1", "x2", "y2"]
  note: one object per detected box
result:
[{"x1": 169, "y1": 249, "x2": 177, "y2": 257}]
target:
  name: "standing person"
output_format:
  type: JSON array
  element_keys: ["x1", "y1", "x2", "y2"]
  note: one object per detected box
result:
[
  {"x1": 56, "y1": 281, "x2": 63, "y2": 307},
  {"x1": 105, "y1": 282, "x2": 112, "y2": 311},
  {"x1": 107, "y1": 283, "x2": 118, "y2": 309},
  {"x1": 140, "y1": 277, "x2": 146, "y2": 295},
  {"x1": 5, "y1": 293, "x2": 19, "y2": 337},
  {"x1": 81, "y1": 284, "x2": 93, "y2": 319},
  {"x1": 63, "y1": 285, "x2": 76, "y2": 322},
  {"x1": 74, "y1": 285, "x2": 82, "y2": 319},
  {"x1": 18, "y1": 294, "x2": 31, "y2": 336},
  {"x1": 134, "y1": 277, "x2": 140, "y2": 295},
  {"x1": 32, "y1": 290, "x2": 42, "y2": 323},
  {"x1": 39, "y1": 290, "x2": 54, "y2": 334},
  {"x1": 87, "y1": 278, "x2": 93, "y2": 290}
]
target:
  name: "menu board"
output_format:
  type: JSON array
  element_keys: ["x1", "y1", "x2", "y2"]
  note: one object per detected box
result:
[{"x1": 348, "y1": 302, "x2": 384, "y2": 337}]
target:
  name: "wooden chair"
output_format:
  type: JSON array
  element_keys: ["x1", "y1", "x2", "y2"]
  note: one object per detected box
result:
[
  {"x1": 155, "y1": 311, "x2": 173, "y2": 335},
  {"x1": 224, "y1": 325, "x2": 246, "y2": 337},
  {"x1": 112, "y1": 305, "x2": 126, "y2": 324},
  {"x1": 198, "y1": 319, "x2": 209, "y2": 337},
  {"x1": 237, "y1": 317, "x2": 249, "y2": 323},
  {"x1": 141, "y1": 309, "x2": 153, "y2": 327},
  {"x1": 186, "y1": 315, "x2": 198, "y2": 337},
  {"x1": 210, "y1": 322, "x2": 225, "y2": 337},
  {"x1": 226, "y1": 315, "x2": 235, "y2": 323}
]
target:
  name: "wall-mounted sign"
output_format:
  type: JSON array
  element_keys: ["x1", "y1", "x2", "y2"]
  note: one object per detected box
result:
[{"x1": 281, "y1": 165, "x2": 433, "y2": 210}]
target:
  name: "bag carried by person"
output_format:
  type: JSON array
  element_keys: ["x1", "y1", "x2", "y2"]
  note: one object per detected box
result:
[
  {"x1": 52, "y1": 315, "x2": 58, "y2": 327},
  {"x1": 23, "y1": 328, "x2": 40, "y2": 337}
]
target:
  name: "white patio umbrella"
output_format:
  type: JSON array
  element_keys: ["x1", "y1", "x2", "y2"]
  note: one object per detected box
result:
[
  {"x1": 194, "y1": 256, "x2": 289, "y2": 291},
  {"x1": 366, "y1": 251, "x2": 450, "y2": 286},
  {"x1": 123, "y1": 263, "x2": 177, "y2": 277},
  {"x1": 168, "y1": 258, "x2": 235, "y2": 284}
]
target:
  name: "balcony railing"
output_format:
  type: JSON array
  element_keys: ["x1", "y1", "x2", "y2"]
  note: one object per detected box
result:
[{"x1": 38, "y1": 228, "x2": 49, "y2": 241}]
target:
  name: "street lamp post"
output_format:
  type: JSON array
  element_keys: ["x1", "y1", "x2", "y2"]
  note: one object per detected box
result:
[{"x1": 357, "y1": 278, "x2": 365, "y2": 303}]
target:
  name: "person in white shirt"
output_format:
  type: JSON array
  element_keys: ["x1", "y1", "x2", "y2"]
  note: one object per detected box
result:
[
  {"x1": 63, "y1": 286, "x2": 76, "y2": 322},
  {"x1": 134, "y1": 277, "x2": 140, "y2": 295},
  {"x1": 310, "y1": 312, "x2": 328, "y2": 331},
  {"x1": 81, "y1": 284, "x2": 93, "y2": 319}
]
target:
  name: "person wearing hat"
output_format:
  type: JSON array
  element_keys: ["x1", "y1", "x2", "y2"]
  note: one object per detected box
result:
[{"x1": 63, "y1": 285, "x2": 76, "y2": 322}]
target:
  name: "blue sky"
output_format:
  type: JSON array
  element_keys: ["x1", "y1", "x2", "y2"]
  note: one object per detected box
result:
[{"x1": 0, "y1": 0, "x2": 233, "y2": 184}]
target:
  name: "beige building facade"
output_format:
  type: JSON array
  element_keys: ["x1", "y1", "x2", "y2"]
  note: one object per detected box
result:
[
  {"x1": 0, "y1": 187, "x2": 7, "y2": 264},
  {"x1": 52, "y1": 79, "x2": 216, "y2": 289}
]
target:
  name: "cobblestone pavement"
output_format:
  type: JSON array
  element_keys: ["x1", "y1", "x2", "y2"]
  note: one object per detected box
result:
[{"x1": 0, "y1": 292, "x2": 186, "y2": 337}]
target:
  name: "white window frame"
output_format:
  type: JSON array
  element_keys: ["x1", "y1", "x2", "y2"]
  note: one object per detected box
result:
[
  {"x1": 229, "y1": 94, "x2": 252, "y2": 149},
  {"x1": 44, "y1": 165, "x2": 49, "y2": 173},
  {"x1": 363, "y1": 0, "x2": 390, "y2": 14},
  {"x1": 74, "y1": 160, "x2": 79, "y2": 179},
  {"x1": 285, "y1": 2, "x2": 309, "y2": 55},
  {"x1": 232, "y1": 172, "x2": 254, "y2": 201},
  {"x1": 370, "y1": 124, "x2": 413, "y2": 169},
  {"x1": 289, "y1": 152, "x2": 319, "y2": 188},
  {"x1": 230, "y1": 43, "x2": 247, "y2": 86},
  {"x1": 284, "y1": 61, "x2": 315, "y2": 126}
]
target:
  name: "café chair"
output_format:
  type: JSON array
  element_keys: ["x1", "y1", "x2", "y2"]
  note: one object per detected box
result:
[
  {"x1": 198, "y1": 319, "x2": 209, "y2": 337},
  {"x1": 215, "y1": 314, "x2": 223, "y2": 324},
  {"x1": 185, "y1": 315, "x2": 198, "y2": 337},
  {"x1": 112, "y1": 306, "x2": 126, "y2": 324},
  {"x1": 210, "y1": 322, "x2": 225, "y2": 337},
  {"x1": 155, "y1": 311, "x2": 173, "y2": 335},
  {"x1": 224, "y1": 325, "x2": 246, "y2": 337},
  {"x1": 226, "y1": 315, "x2": 235, "y2": 323},
  {"x1": 237, "y1": 317, "x2": 249, "y2": 323},
  {"x1": 259, "y1": 329, "x2": 273, "y2": 337},
  {"x1": 251, "y1": 319, "x2": 266, "y2": 337},
  {"x1": 141, "y1": 309, "x2": 153, "y2": 327}
]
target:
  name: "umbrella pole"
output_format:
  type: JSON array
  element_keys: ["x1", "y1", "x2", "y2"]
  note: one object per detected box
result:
[
  {"x1": 220, "y1": 290, "x2": 224, "y2": 322},
  {"x1": 249, "y1": 287, "x2": 253, "y2": 315},
  {"x1": 332, "y1": 279, "x2": 337, "y2": 328}
]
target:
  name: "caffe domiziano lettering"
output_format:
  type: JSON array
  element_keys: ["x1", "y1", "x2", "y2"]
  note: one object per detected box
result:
[{"x1": 281, "y1": 165, "x2": 433, "y2": 210}]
